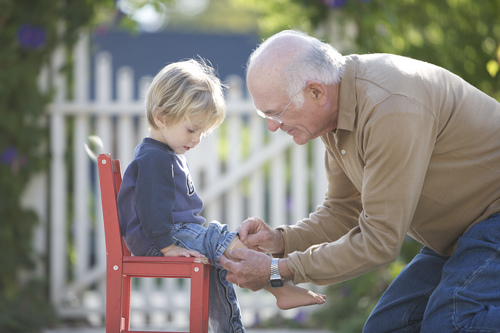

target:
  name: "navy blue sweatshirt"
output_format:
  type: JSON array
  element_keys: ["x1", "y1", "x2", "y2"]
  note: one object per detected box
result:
[{"x1": 117, "y1": 138, "x2": 205, "y2": 256}]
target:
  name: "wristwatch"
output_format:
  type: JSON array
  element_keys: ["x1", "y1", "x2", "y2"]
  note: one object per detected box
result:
[{"x1": 269, "y1": 258, "x2": 285, "y2": 287}]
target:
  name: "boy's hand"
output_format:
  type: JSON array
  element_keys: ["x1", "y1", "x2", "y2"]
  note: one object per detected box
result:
[{"x1": 160, "y1": 244, "x2": 206, "y2": 258}]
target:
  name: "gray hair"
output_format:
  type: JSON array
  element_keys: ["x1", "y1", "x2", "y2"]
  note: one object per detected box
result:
[{"x1": 247, "y1": 30, "x2": 345, "y2": 104}]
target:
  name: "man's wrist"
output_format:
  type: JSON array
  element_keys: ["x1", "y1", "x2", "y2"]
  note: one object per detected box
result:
[
  {"x1": 160, "y1": 244, "x2": 175, "y2": 254},
  {"x1": 269, "y1": 258, "x2": 285, "y2": 287},
  {"x1": 277, "y1": 258, "x2": 293, "y2": 282},
  {"x1": 270, "y1": 229, "x2": 286, "y2": 257}
]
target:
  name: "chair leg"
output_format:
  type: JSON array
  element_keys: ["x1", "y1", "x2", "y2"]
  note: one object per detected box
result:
[
  {"x1": 190, "y1": 263, "x2": 210, "y2": 333},
  {"x1": 121, "y1": 275, "x2": 132, "y2": 331},
  {"x1": 201, "y1": 266, "x2": 210, "y2": 332},
  {"x1": 106, "y1": 271, "x2": 124, "y2": 332}
]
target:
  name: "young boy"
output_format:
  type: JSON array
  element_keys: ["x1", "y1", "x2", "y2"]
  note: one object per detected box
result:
[{"x1": 117, "y1": 59, "x2": 325, "y2": 333}]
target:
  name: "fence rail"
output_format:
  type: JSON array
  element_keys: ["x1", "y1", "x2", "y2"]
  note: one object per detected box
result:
[{"x1": 41, "y1": 32, "x2": 327, "y2": 329}]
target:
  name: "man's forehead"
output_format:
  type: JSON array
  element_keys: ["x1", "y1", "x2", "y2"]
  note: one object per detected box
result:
[
  {"x1": 247, "y1": 61, "x2": 288, "y2": 110},
  {"x1": 248, "y1": 65, "x2": 283, "y2": 93}
]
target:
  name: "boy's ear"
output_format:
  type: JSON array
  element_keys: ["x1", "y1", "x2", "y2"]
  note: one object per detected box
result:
[{"x1": 153, "y1": 109, "x2": 165, "y2": 128}]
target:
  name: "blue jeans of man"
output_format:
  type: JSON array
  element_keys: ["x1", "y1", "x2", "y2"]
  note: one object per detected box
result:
[
  {"x1": 146, "y1": 221, "x2": 245, "y2": 333},
  {"x1": 363, "y1": 213, "x2": 500, "y2": 332}
]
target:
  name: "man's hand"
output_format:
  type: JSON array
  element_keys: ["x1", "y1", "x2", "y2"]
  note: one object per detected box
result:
[
  {"x1": 219, "y1": 248, "x2": 272, "y2": 291},
  {"x1": 161, "y1": 244, "x2": 206, "y2": 258},
  {"x1": 238, "y1": 217, "x2": 285, "y2": 255}
]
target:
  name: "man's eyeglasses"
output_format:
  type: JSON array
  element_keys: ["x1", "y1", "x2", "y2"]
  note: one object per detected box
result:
[{"x1": 255, "y1": 90, "x2": 301, "y2": 126}]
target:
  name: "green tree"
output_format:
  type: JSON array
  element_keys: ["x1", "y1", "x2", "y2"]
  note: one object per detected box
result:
[
  {"x1": 114, "y1": 0, "x2": 258, "y2": 33},
  {"x1": 0, "y1": 1, "x2": 116, "y2": 331}
]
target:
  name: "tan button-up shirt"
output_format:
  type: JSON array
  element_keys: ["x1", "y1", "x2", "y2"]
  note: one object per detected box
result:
[{"x1": 279, "y1": 54, "x2": 500, "y2": 285}]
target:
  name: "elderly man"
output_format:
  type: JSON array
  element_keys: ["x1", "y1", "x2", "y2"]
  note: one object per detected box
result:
[{"x1": 219, "y1": 30, "x2": 500, "y2": 331}]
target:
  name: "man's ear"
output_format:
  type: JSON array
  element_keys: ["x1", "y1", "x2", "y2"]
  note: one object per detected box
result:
[{"x1": 305, "y1": 81, "x2": 327, "y2": 105}]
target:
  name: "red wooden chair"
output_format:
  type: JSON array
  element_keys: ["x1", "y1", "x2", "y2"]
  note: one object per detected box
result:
[{"x1": 97, "y1": 153, "x2": 211, "y2": 333}]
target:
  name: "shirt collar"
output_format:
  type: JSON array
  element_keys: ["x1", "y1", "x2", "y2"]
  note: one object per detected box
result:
[{"x1": 337, "y1": 55, "x2": 359, "y2": 132}]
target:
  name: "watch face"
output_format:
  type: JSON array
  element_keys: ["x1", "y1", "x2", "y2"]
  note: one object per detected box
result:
[{"x1": 270, "y1": 279, "x2": 284, "y2": 288}]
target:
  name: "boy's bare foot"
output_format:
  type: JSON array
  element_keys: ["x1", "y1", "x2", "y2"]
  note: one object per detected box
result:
[{"x1": 267, "y1": 283, "x2": 326, "y2": 310}]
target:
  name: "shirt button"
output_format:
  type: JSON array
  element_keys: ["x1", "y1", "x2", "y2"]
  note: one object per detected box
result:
[{"x1": 341, "y1": 149, "x2": 346, "y2": 155}]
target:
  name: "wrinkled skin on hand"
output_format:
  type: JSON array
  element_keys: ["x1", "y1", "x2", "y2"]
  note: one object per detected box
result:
[
  {"x1": 219, "y1": 217, "x2": 287, "y2": 291},
  {"x1": 237, "y1": 217, "x2": 285, "y2": 254},
  {"x1": 219, "y1": 248, "x2": 272, "y2": 291}
]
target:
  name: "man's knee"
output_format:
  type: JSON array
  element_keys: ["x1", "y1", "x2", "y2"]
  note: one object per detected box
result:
[
  {"x1": 363, "y1": 311, "x2": 423, "y2": 333},
  {"x1": 423, "y1": 292, "x2": 500, "y2": 332}
]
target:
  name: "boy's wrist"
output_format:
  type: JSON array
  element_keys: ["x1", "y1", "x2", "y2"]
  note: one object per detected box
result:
[{"x1": 160, "y1": 244, "x2": 175, "y2": 254}]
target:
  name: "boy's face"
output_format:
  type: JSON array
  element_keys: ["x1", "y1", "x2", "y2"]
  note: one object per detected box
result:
[{"x1": 151, "y1": 115, "x2": 205, "y2": 154}]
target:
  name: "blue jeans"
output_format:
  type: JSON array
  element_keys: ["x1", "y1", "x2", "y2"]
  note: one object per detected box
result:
[
  {"x1": 364, "y1": 214, "x2": 500, "y2": 332},
  {"x1": 146, "y1": 221, "x2": 245, "y2": 333}
]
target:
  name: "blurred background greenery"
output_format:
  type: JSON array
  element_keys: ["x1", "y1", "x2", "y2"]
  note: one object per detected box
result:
[{"x1": 1, "y1": 0, "x2": 499, "y2": 331}]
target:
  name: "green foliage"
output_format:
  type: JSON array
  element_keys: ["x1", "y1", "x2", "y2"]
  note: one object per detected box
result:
[
  {"x1": 0, "y1": 0, "x2": 115, "y2": 331},
  {"x1": 0, "y1": 4, "x2": 58, "y2": 330},
  {"x1": 118, "y1": 0, "x2": 258, "y2": 33},
  {"x1": 167, "y1": 0, "x2": 259, "y2": 33},
  {"x1": 0, "y1": 280, "x2": 58, "y2": 332},
  {"x1": 233, "y1": 0, "x2": 326, "y2": 36},
  {"x1": 338, "y1": 0, "x2": 500, "y2": 99},
  {"x1": 313, "y1": 269, "x2": 387, "y2": 332}
]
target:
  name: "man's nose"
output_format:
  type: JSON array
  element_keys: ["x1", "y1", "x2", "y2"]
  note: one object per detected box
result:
[{"x1": 266, "y1": 119, "x2": 281, "y2": 132}]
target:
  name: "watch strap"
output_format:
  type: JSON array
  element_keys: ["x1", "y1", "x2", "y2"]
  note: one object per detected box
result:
[{"x1": 270, "y1": 258, "x2": 280, "y2": 277}]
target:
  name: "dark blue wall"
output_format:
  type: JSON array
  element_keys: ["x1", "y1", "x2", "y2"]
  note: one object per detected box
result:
[{"x1": 91, "y1": 30, "x2": 259, "y2": 100}]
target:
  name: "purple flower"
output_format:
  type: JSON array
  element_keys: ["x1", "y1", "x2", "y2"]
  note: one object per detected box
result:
[
  {"x1": 1, "y1": 146, "x2": 17, "y2": 165},
  {"x1": 323, "y1": 0, "x2": 371, "y2": 8},
  {"x1": 294, "y1": 310, "x2": 308, "y2": 323},
  {"x1": 95, "y1": 25, "x2": 109, "y2": 36},
  {"x1": 17, "y1": 24, "x2": 47, "y2": 49},
  {"x1": 323, "y1": 0, "x2": 347, "y2": 8}
]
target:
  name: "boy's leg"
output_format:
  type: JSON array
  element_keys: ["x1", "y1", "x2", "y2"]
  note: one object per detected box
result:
[
  {"x1": 363, "y1": 246, "x2": 447, "y2": 333},
  {"x1": 421, "y1": 214, "x2": 500, "y2": 332},
  {"x1": 225, "y1": 236, "x2": 326, "y2": 310},
  {"x1": 224, "y1": 235, "x2": 246, "y2": 259},
  {"x1": 208, "y1": 266, "x2": 246, "y2": 333},
  {"x1": 171, "y1": 222, "x2": 246, "y2": 332}
]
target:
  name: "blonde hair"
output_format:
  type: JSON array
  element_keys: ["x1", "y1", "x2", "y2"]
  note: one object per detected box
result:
[{"x1": 145, "y1": 59, "x2": 226, "y2": 132}]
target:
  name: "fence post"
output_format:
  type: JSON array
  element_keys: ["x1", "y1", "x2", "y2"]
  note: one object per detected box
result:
[{"x1": 49, "y1": 36, "x2": 68, "y2": 308}]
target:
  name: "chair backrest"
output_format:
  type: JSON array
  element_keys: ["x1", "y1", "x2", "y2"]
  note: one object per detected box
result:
[{"x1": 98, "y1": 154, "x2": 131, "y2": 262}]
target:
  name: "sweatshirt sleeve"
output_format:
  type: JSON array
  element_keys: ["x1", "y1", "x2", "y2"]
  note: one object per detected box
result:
[{"x1": 135, "y1": 152, "x2": 176, "y2": 250}]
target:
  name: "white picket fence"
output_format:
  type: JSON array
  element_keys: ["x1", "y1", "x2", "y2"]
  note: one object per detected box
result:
[{"x1": 42, "y1": 32, "x2": 328, "y2": 330}]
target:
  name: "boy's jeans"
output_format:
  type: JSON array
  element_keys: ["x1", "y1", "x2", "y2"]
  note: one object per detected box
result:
[
  {"x1": 364, "y1": 213, "x2": 500, "y2": 332},
  {"x1": 147, "y1": 221, "x2": 245, "y2": 333}
]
